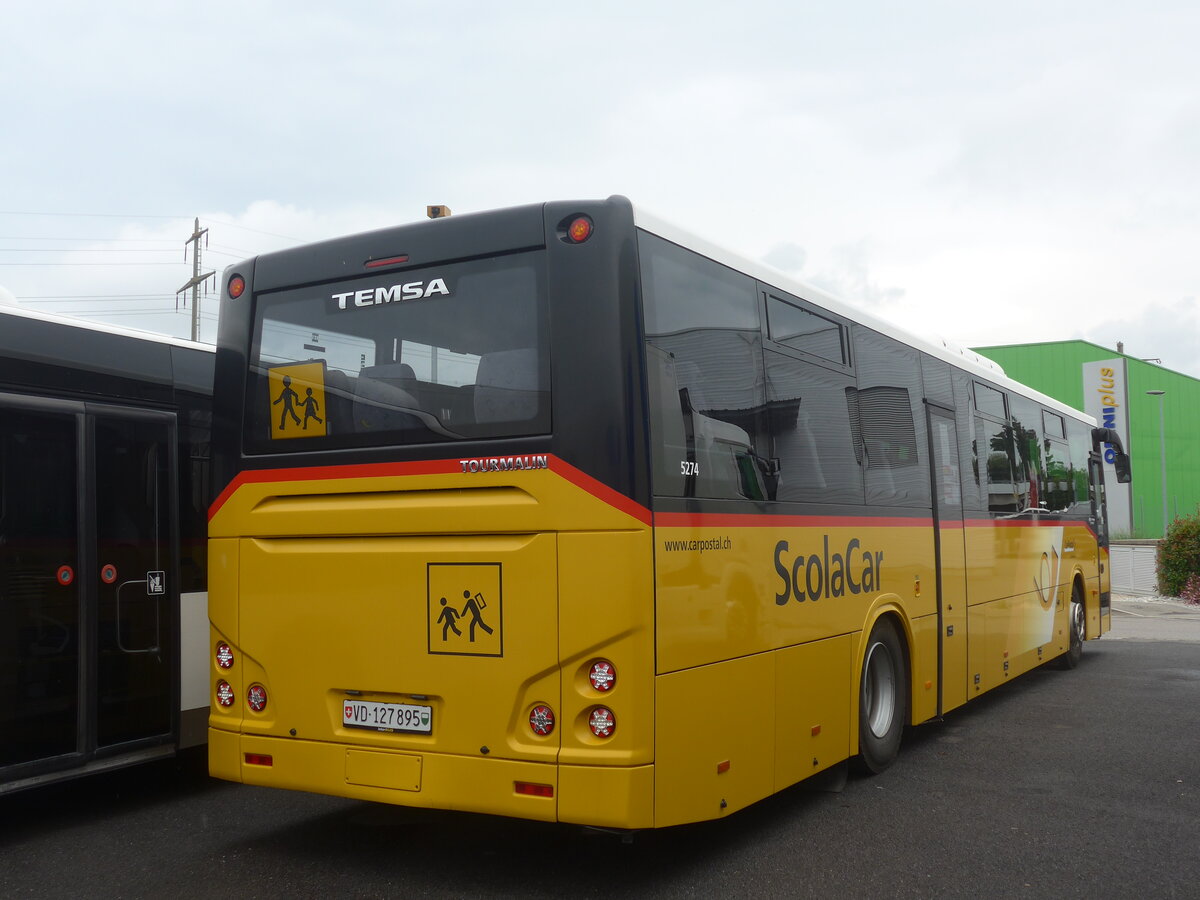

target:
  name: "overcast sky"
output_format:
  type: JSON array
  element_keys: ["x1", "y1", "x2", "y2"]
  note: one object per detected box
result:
[{"x1": 3, "y1": 1, "x2": 1198, "y2": 379}]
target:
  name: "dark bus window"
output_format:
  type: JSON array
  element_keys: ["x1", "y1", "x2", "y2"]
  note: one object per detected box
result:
[
  {"x1": 1009, "y1": 395, "x2": 1043, "y2": 514},
  {"x1": 852, "y1": 327, "x2": 928, "y2": 507},
  {"x1": 974, "y1": 382, "x2": 1007, "y2": 419},
  {"x1": 245, "y1": 251, "x2": 549, "y2": 451},
  {"x1": 1067, "y1": 419, "x2": 1095, "y2": 510},
  {"x1": 951, "y1": 368, "x2": 985, "y2": 514},
  {"x1": 764, "y1": 351, "x2": 862, "y2": 505},
  {"x1": 765, "y1": 292, "x2": 847, "y2": 365},
  {"x1": 920, "y1": 354, "x2": 953, "y2": 406},
  {"x1": 1042, "y1": 409, "x2": 1066, "y2": 440},
  {"x1": 978, "y1": 416, "x2": 1018, "y2": 515},
  {"x1": 177, "y1": 394, "x2": 210, "y2": 593},
  {"x1": 640, "y1": 232, "x2": 768, "y2": 500},
  {"x1": 1042, "y1": 437, "x2": 1077, "y2": 515}
]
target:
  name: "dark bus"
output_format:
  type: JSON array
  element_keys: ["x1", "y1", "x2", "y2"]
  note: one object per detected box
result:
[{"x1": 0, "y1": 305, "x2": 212, "y2": 794}]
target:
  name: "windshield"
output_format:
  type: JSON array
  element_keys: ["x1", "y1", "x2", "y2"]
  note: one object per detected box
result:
[{"x1": 245, "y1": 250, "x2": 549, "y2": 451}]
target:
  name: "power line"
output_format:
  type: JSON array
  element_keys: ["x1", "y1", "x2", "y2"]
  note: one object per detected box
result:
[
  {"x1": 0, "y1": 248, "x2": 181, "y2": 253},
  {"x1": 0, "y1": 209, "x2": 303, "y2": 242},
  {"x1": 0, "y1": 261, "x2": 186, "y2": 266},
  {"x1": 0, "y1": 236, "x2": 180, "y2": 242},
  {"x1": 0, "y1": 211, "x2": 187, "y2": 219}
]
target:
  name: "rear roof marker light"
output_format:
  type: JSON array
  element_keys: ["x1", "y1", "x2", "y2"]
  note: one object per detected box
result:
[
  {"x1": 227, "y1": 274, "x2": 246, "y2": 299},
  {"x1": 563, "y1": 215, "x2": 594, "y2": 244},
  {"x1": 365, "y1": 255, "x2": 411, "y2": 269}
]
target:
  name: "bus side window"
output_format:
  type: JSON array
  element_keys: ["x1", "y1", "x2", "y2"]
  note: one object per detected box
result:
[
  {"x1": 765, "y1": 350, "x2": 862, "y2": 505},
  {"x1": 645, "y1": 345, "x2": 688, "y2": 497}
]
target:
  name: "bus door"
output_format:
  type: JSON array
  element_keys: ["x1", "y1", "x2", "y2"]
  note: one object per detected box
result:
[
  {"x1": 0, "y1": 396, "x2": 177, "y2": 785},
  {"x1": 1088, "y1": 454, "x2": 1110, "y2": 635},
  {"x1": 927, "y1": 405, "x2": 968, "y2": 713}
]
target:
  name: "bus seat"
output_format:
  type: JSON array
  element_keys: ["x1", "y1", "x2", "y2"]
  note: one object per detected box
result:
[
  {"x1": 474, "y1": 349, "x2": 539, "y2": 423},
  {"x1": 359, "y1": 363, "x2": 417, "y2": 392},
  {"x1": 353, "y1": 368, "x2": 422, "y2": 432},
  {"x1": 323, "y1": 369, "x2": 351, "y2": 434}
]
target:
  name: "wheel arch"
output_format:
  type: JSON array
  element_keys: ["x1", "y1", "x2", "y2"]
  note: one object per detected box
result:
[{"x1": 850, "y1": 596, "x2": 914, "y2": 759}]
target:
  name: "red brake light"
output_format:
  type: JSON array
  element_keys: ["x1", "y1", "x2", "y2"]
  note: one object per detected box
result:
[
  {"x1": 588, "y1": 660, "x2": 616, "y2": 692},
  {"x1": 514, "y1": 781, "x2": 554, "y2": 798},
  {"x1": 215, "y1": 680, "x2": 235, "y2": 707},
  {"x1": 365, "y1": 255, "x2": 410, "y2": 269},
  {"x1": 215, "y1": 642, "x2": 234, "y2": 669},
  {"x1": 566, "y1": 216, "x2": 593, "y2": 243},
  {"x1": 227, "y1": 274, "x2": 246, "y2": 299},
  {"x1": 529, "y1": 705, "x2": 555, "y2": 736}
]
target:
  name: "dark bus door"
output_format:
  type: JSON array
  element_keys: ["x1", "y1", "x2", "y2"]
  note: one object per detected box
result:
[
  {"x1": 0, "y1": 396, "x2": 177, "y2": 787},
  {"x1": 927, "y1": 404, "x2": 968, "y2": 714}
]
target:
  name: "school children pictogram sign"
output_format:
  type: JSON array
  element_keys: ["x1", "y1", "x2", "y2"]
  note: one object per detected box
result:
[
  {"x1": 427, "y1": 562, "x2": 503, "y2": 657},
  {"x1": 268, "y1": 362, "x2": 328, "y2": 439}
]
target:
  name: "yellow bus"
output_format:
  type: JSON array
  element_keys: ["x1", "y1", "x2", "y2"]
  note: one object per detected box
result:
[{"x1": 207, "y1": 197, "x2": 1130, "y2": 829}]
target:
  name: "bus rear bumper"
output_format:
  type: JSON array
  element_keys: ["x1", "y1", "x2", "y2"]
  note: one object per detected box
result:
[{"x1": 208, "y1": 728, "x2": 653, "y2": 828}]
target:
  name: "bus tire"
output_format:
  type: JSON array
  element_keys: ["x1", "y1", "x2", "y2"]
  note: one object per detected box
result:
[
  {"x1": 857, "y1": 616, "x2": 907, "y2": 774},
  {"x1": 1053, "y1": 582, "x2": 1085, "y2": 670}
]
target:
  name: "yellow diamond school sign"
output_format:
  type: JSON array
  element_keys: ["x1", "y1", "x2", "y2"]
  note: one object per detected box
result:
[{"x1": 268, "y1": 362, "x2": 328, "y2": 439}]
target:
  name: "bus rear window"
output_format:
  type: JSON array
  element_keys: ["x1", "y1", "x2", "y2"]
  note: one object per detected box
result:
[{"x1": 245, "y1": 251, "x2": 549, "y2": 451}]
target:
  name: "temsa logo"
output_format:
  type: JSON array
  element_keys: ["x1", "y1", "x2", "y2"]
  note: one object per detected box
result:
[
  {"x1": 332, "y1": 278, "x2": 450, "y2": 310},
  {"x1": 773, "y1": 537, "x2": 884, "y2": 604}
]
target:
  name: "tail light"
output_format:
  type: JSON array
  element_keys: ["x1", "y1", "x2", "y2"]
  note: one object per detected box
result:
[
  {"x1": 588, "y1": 707, "x2": 616, "y2": 738},
  {"x1": 529, "y1": 705, "x2": 555, "y2": 736},
  {"x1": 588, "y1": 660, "x2": 616, "y2": 692},
  {"x1": 215, "y1": 680, "x2": 235, "y2": 707},
  {"x1": 215, "y1": 641, "x2": 234, "y2": 669},
  {"x1": 247, "y1": 684, "x2": 268, "y2": 712}
]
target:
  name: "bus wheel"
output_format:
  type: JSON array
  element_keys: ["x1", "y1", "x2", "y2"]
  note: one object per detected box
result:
[
  {"x1": 1054, "y1": 583, "x2": 1085, "y2": 670},
  {"x1": 857, "y1": 617, "x2": 907, "y2": 774}
]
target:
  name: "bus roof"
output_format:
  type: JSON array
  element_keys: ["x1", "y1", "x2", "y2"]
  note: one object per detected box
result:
[{"x1": 0, "y1": 303, "x2": 214, "y2": 354}]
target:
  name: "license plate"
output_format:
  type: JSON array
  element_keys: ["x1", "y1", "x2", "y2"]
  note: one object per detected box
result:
[{"x1": 342, "y1": 699, "x2": 432, "y2": 734}]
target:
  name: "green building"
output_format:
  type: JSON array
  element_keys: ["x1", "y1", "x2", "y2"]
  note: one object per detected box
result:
[{"x1": 973, "y1": 340, "x2": 1200, "y2": 539}]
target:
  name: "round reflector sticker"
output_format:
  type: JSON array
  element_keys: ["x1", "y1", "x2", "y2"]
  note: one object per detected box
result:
[
  {"x1": 589, "y1": 707, "x2": 616, "y2": 737},
  {"x1": 529, "y1": 705, "x2": 555, "y2": 736},
  {"x1": 247, "y1": 684, "x2": 268, "y2": 712}
]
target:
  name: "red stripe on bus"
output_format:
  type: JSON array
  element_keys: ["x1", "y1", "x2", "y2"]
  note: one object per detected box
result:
[{"x1": 545, "y1": 457, "x2": 652, "y2": 525}]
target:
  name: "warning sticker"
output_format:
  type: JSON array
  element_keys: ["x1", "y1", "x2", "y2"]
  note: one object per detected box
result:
[
  {"x1": 427, "y1": 563, "x2": 503, "y2": 657},
  {"x1": 268, "y1": 362, "x2": 327, "y2": 439}
]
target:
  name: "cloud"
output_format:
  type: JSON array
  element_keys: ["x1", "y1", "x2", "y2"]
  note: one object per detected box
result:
[{"x1": 1086, "y1": 296, "x2": 1200, "y2": 379}]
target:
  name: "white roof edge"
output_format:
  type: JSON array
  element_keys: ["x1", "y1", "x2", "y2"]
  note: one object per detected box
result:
[
  {"x1": 0, "y1": 304, "x2": 214, "y2": 353},
  {"x1": 630, "y1": 203, "x2": 1095, "y2": 427}
]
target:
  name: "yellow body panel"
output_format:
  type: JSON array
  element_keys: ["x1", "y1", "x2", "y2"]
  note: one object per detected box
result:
[{"x1": 209, "y1": 459, "x2": 1106, "y2": 829}]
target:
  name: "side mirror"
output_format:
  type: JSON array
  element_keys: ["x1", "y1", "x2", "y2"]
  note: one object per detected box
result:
[{"x1": 1113, "y1": 451, "x2": 1132, "y2": 484}]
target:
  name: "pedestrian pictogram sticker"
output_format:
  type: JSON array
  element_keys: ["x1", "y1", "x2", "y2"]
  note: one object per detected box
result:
[
  {"x1": 146, "y1": 571, "x2": 165, "y2": 595},
  {"x1": 427, "y1": 563, "x2": 503, "y2": 657},
  {"x1": 268, "y1": 361, "x2": 327, "y2": 439}
]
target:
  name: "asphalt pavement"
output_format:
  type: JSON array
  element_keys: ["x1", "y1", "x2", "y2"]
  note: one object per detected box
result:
[
  {"x1": 1110, "y1": 594, "x2": 1200, "y2": 641},
  {"x1": 1, "y1": 598, "x2": 1197, "y2": 898}
]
